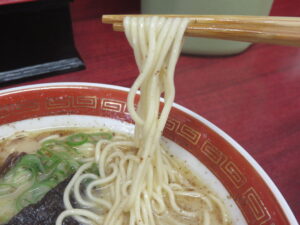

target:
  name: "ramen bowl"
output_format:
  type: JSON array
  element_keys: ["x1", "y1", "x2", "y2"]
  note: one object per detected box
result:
[{"x1": 0, "y1": 82, "x2": 297, "y2": 225}]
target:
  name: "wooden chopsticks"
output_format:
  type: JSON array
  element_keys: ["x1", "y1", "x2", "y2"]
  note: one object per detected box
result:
[{"x1": 102, "y1": 14, "x2": 300, "y2": 47}]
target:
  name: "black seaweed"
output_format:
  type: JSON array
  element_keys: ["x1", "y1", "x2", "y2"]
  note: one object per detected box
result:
[
  {"x1": 0, "y1": 152, "x2": 26, "y2": 178},
  {"x1": 5, "y1": 176, "x2": 83, "y2": 225}
]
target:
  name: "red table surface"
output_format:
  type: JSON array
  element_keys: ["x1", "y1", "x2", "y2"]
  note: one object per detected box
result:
[{"x1": 0, "y1": 0, "x2": 299, "y2": 222}]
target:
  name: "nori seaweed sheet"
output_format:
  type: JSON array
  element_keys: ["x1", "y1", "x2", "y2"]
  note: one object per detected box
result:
[
  {"x1": 5, "y1": 176, "x2": 83, "y2": 225},
  {"x1": 0, "y1": 152, "x2": 26, "y2": 178}
]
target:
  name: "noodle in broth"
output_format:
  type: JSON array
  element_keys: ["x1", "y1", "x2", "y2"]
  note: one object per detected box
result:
[{"x1": 55, "y1": 16, "x2": 231, "y2": 225}]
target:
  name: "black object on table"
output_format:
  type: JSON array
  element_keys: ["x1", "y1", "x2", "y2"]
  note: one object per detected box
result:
[{"x1": 0, "y1": 0, "x2": 85, "y2": 83}]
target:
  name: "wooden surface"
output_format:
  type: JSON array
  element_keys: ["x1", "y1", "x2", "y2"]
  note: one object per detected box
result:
[
  {"x1": 104, "y1": 14, "x2": 300, "y2": 47},
  {"x1": 0, "y1": 0, "x2": 299, "y2": 221}
]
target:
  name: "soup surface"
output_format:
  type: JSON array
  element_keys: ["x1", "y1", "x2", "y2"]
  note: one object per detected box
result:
[{"x1": 0, "y1": 128, "x2": 231, "y2": 225}]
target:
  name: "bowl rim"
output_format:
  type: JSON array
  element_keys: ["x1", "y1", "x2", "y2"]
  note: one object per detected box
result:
[{"x1": 0, "y1": 82, "x2": 298, "y2": 224}]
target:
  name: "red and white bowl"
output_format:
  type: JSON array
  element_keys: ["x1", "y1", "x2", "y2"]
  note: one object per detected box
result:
[{"x1": 0, "y1": 82, "x2": 297, "y2": 225}]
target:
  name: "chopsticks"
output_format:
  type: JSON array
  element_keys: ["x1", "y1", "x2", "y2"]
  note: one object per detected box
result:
[{"x1": 102, "y1": 14, "x2": 300, "y2": 47}]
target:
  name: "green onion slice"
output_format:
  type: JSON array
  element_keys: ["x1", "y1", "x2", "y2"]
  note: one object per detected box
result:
[{"x1": 66, "y1": 133, "x2": 89, "y2": 146}]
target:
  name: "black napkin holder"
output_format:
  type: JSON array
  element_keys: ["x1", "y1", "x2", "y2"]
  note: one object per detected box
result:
[{"x1": 0, "y1": 0, "x2": 85, "y2": 83}]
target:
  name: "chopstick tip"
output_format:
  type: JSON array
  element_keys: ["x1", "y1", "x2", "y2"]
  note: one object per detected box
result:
[
  {"x1": 102, "y1": 15, "x2": 114, "y2": 24},
  {"x1": 101, "y1": 15, "x2": 107, "y2": 23}
]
